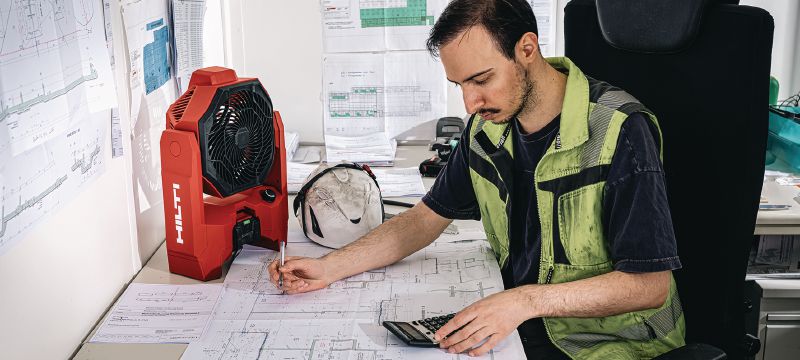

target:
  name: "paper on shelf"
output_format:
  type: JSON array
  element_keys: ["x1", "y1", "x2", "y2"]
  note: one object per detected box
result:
[
  {"x1": 325, "y1": 133, "x2": 397, "y2": 165},
  {"x1": 371, "y1": 167, "x2": 426, "y2": 198},
  {"x1": 291, "y1": 147, "x2": 323, "y2": 163},
  {"x1": 287, "y1": 162, "x2": 319, "y2": 194},
  {"x1": 284, "y1": 131, "x2": 300, "y2": 161}
]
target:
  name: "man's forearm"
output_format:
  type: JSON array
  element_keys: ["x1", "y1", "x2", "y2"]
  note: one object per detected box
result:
[
  {"x1": 513, "y1": 270, "x2": 671, "y2": 319},
  {"x1": 321, "y1": 202, "x2": 451, "y2": 282}
]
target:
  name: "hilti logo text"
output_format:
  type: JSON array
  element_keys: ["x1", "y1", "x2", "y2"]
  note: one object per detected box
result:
[{"x1": 172, "y1": 183, "x2": 184, "y2": 244}]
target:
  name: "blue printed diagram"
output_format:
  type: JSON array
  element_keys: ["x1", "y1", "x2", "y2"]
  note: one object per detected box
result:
[{"x1": 144, "y1": 19, "x2": 171, "y2": 94}]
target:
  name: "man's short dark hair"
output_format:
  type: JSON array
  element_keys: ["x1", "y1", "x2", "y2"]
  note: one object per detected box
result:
[{"x1": 426, "y1": 0, "x2": 538, "y2": 59}]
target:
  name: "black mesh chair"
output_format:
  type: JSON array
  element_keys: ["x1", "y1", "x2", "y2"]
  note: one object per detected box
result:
[{"x1": 564, "y1": 0, "x2": 773, "y2": 359}]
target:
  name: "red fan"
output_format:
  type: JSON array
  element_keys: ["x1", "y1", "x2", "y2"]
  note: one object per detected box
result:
[{"x1": 160, "y1": 67, "x2": 288, "y2": 281}]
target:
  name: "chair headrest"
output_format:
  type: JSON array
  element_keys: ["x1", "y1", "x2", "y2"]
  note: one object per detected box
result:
[{"x1": 596, "y1": 0, "x2": 736, "y2": 53}]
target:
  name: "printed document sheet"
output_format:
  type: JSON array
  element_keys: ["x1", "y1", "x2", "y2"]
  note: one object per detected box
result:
[
  {"x1": 90, "y1": 283, "x2": 223, "y2": 344},
  {"x1": 181, "y1": 240, "x2": 525, "y2": 359},
  {"x1": 372, "y1": 167, "x2": 426, "y2": 197},
  {"x1": 323, "y1": 52, "x2": 446, "y2": 141},
  {"x1": 321, "y1": 0, "x2": 450, "y2": 53}
]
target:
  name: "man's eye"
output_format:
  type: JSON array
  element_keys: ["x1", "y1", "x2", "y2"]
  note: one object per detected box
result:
[{"x1": 474, "y1": 76, "x2": 490, "y2": 85}]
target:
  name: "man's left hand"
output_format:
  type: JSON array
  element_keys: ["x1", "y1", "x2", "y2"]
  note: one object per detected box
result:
[{"x1": 434, "y1": 288, "x2": 530, "y2": 356}]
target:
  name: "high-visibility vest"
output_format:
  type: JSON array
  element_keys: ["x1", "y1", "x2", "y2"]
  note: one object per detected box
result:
[{"x1": 467, "y1": 57, "x2": 685, "y2": 359}]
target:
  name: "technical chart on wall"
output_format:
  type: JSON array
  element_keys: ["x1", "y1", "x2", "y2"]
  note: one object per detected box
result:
[
  {"x1": 0, "y1": 0, "x2": 116, "y2": 159},
  {"x1": 528, "y1": 0, "x2": 557, "y2": 57},
  {"x1": 121, "y1": 0, "x2": 178, "y2": 246},
  {"x1": 323, "y1": 51, "x2": 446, "y2": 141},
  {"x1": 321, "y1": 0, "x2": 450, "y2": 52},
  {"x1": 0, "y1": 110, "x2": 108, "y2": 256},
  {"x1": 181, "y1": 241, "x2": 526, "y2": 359}
]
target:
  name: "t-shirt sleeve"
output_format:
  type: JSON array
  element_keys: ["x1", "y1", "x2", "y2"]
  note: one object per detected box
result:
[
  {"x1": 603, "y1": 112, "x2": 682, "y2": 273},
  {"x1": 421, "y1": 119, "x2": 481, "y2": 220}
]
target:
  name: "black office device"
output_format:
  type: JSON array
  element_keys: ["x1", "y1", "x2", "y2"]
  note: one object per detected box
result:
[
  {"x1": 420, "y1": 117, "x2": 465, "y2": 177},
  {"x1": 383, "y1": 313, "x2": 456, "y2": 347}
]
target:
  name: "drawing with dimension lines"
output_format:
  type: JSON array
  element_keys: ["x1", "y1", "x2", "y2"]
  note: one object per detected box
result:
[
  {"x1": 181, "y1": 241, "x2": 526, "y2": 359},
  {"x1": 0, "y1": 0, "x2": 116, "y2": 157},
  {"x1": 0, "y1": 109, "x2": 107, "y2": 256}
]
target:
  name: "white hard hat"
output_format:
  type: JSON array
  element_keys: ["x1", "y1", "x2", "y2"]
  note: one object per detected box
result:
[{"x1": 293, "y1": 163, "x2": 384, "y2": 248}]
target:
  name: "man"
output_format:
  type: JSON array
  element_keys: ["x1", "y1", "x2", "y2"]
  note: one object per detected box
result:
[{"x1": 269, "y1": 0, "x2": 685, "y2": 358}]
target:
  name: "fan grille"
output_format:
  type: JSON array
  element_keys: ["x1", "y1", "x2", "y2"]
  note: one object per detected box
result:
[{"x1": 200, "y1": 82, "x2": 274, "y2": 197}]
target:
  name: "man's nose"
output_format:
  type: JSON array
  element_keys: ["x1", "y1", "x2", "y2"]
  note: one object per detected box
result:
[{"x1": 462, "y1": 87, "x2": 484, "y2": 114}]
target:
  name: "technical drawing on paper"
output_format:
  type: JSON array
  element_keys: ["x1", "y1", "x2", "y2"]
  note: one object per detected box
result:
[
  {"x1": 0, "y1": 109, "x2": 108, "y2": 256},
  {"x1": 359, "y1": 0, "x2": 435, "y2": 28},
  {"x1": 329, "y1": 86, "x2": 432, "y2": 118},
  {"x1": 0, "y1": 0, "x2": 116, "y2": 157},
  {"x1": 90, "y1": 283, "x2": 223, "y2": 344},
  {"x1": 181, "y1": 241, "x2": 525, "y2": 359},
  {"x1": 323, "y1": 52, "x2": 446, "y2": 140},
  {"x1": 321, "y1": 0, "x2": 450, "y2": 52},
  {"x1": 143, "y1": 18, "x2": 170, "y2": 94}
]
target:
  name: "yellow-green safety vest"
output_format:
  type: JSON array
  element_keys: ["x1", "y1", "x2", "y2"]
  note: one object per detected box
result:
[{"x1": 467, "y1": 57, "x2": 685, "y2": 359}]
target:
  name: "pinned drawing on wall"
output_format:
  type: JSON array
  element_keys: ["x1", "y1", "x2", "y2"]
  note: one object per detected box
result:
[
  {"x1": 0, "y1": 0, "x2": 115, "y2": 256},
  {"x1": 121, "y1": 0, "x2": 180, "y2": 255}
]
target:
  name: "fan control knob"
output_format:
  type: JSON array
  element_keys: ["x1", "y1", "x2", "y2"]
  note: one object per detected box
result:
[{"x1": 262, "y1": 189, "x2": 277, "y2": 203}]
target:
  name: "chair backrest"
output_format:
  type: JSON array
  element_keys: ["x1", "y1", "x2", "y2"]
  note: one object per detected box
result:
[{"x1": 564, "y1": 0, "x2": 773, "y2": 358}]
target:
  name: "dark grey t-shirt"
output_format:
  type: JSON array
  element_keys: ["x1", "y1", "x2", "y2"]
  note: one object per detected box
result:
[{"x1": 422, "y1": 113, "x2": 681, "y2": 359}]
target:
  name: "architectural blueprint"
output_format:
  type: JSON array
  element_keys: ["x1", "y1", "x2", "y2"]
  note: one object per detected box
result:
[
  {"x1": 91, "y1": 283, "x2": 223, "y2": 344},
  {"x1": 181, "y1": 241, "x2": 526, "y2": 359},
  {"x1": 0, "y1": 0, "x2": 116, "y2": 158},
  {"x1": 323, "y1": 51, "x2": 446, "y2": 141},
  {"x1": 0, "y1": 109, "x2": 108, "y2": 256},
  {"x1": 321, "y1": 0, "x2": 450, "y2": 52}
]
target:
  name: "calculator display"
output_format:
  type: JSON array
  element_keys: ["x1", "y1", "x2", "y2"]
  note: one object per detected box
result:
[{"x1": 398, "y1": 322, "x2": 426, "y2": 340}]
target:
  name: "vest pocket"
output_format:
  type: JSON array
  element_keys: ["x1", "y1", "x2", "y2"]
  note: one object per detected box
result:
[{"x1": 557, "y1": 183, "x2": 611, "y2": 266}]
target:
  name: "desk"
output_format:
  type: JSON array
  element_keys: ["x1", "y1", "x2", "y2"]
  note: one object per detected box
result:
[
  {"x1": 749, "y1": 168, "x2": 800, "y2": 359},
  {"x1": 74, "y1": 145, "x2": 514, "y2": 360},
  {"x1": 756, "y1": 180, "x2": 800, "y2": 235}
]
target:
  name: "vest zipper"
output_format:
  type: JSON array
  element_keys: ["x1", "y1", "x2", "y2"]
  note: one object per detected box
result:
[{"x1": 545, "y1": 266, "x2": 554, "y2": 284}]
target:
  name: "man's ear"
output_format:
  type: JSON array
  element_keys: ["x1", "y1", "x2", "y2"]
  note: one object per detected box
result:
[{"x1": 515, "y1": 32, "x2": 540, "y2": 63}]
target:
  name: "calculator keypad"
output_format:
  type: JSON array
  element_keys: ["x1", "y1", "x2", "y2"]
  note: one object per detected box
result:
[{"x1": 411, "y1": 313, "x2": 455, "y2": 340}]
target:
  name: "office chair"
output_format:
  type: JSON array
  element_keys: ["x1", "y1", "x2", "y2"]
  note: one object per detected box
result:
[{"x1": 564, "y1": 0, "x2": 773, "y2": 359}]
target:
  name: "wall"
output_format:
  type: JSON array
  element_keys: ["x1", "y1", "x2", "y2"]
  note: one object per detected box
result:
[
  {"x1": 0, "y1": 0, "x2": 141, "y2": 359},
  {"x1": 0, "y1": 1, "x2": 796, "y2": 359},
  {"x1": 225, "y1": 0, "x2": 798, "y2": 144},
  {"x1": 740, "y1": 0, "x2": 800, "y2": 101},
  {"x1": 223, "y1": 0, "x2": 468, "y2": 144}
]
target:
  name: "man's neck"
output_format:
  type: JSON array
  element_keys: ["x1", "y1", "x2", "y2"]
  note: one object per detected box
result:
[{"x1": 517, "y1": 61, "x2": 567, "y2": 135}]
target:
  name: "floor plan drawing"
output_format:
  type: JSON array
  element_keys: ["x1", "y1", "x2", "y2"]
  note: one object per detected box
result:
[{"x1": 182, "y1": 241, "x2": 525, "y2": 359}]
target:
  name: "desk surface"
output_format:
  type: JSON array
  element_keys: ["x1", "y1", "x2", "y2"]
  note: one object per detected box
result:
[
  {"x1": 756, "y1": 179, "x2": 800, "y2": 235},
  {"x1": 74, "y1": 145, "x2": 479, "y2": 360},
  {"x1": 75, "y1": 145, "x2": 800, "y2": 359}
]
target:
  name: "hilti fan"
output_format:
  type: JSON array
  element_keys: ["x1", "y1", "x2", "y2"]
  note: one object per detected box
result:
[{"x1": 160, "y1": 67, "x2": 287, "y2": 281}]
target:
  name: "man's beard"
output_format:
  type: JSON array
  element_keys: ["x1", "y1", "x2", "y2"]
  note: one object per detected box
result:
[{"x1": 491, "y1": 64, "x2": 536, "y2": 124}]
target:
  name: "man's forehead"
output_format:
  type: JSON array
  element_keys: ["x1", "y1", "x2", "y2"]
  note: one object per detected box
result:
[
  {"x1": 442, "y1": 26, "x2": 493, "y2": 52},
  {"x1": 440, "y1": 27, "x2": 505, "y2": 81}
]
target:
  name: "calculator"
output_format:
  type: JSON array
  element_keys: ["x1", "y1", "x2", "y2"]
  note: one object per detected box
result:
[{"x1": 383, "y1": 313, "x2": 456, "y2": 347}]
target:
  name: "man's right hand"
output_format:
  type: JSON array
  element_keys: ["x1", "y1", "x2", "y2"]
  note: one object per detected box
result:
[{"x1": 268, "y1": 256, "x2": 332, "y2": 294}]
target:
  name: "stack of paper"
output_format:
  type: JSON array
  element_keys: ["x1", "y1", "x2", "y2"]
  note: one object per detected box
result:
[
  {"x1": 371, "y1": 167, "x2": 426, "y2": 198},
  {"x1": 287, "y1": 162, "x2": 319, "y2": 194},
  {"x1": 325, "y1": 133, "x2": 397, "y2": 166},
  {"x1": 284, "y1": 131, "x2": 300, "y2": 162}
]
